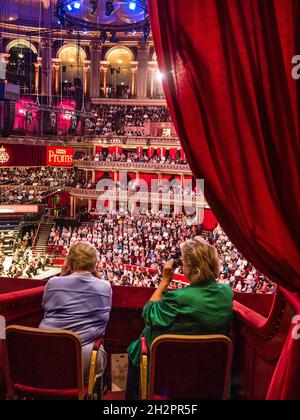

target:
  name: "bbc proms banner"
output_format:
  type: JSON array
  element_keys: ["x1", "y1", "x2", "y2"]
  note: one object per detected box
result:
[{"x1": 47, "y1": 146, "x2": 74, "y2": 166}]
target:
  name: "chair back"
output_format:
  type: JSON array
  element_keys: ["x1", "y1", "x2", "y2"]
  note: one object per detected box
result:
[
  {"x1": 149, "y1": 334, "x2": 233, "y2": 400},
  {"x1": 5, "y1": 325, "x2": 84, "y2": 400}
]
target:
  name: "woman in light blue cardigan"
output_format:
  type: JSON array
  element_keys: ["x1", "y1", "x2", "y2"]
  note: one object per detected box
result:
[{"x1": 40, "y1": 242, "x2": 112, "y2": 381}]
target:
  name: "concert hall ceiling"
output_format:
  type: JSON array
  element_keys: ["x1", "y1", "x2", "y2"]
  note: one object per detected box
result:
[{"x1": 0, "y1": 0, "x2": 147, "y2": 27}]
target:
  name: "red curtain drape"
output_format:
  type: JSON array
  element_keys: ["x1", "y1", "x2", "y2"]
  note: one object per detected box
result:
[
  {"x1": 139, "y1": 173, "x2": 158, "y2": 187},
  {"x1": 202, "y1": 209, "x2": 218, "y2": 231},
  {"x1": 95, "y1": 146, "x2": 103, "y2": 154},
  {"x1": 136, "y1": 147, "x2": 143, "y2": 157},
  {"x1": 169, "y1": 148, "x2": 178, "y2": 160},
  {"x1": 161, "y1": 174, "x2": 172, "y2": 181},
  {"x1": 180, "y1": 149, "x2": 186, "y2": 160},
  {"x1": 95, "y1": 171, "x2": 104, "y2": 181},
  {"x1": 156, "y1": 147, "x2": 166, "y2": 157},
  {"x1": 128, "y1": 172, "x2": 137, "y2": 180},
  {"x1": 148, "y1": 147, "x2": 155, "y2": 158},
  {"x1": 149, "y1": 0, "x2": 300, "y2": 400}
]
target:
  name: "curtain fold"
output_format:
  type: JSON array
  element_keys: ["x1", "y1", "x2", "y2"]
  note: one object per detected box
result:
[{"x1": 148, "y1": 0, "x2": 300, "y2": 400}]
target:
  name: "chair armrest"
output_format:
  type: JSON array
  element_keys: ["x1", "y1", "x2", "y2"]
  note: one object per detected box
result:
[
  {"x1": 87, "y1": 337, "x2": 104, "y2": 400},
  {"x1": 140, "y1": 337, "x2": 148, "y2": 400}
]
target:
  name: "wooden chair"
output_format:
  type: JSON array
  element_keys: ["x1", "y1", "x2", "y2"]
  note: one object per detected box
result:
[
  {"x1": 140, "y1": 334, "x2": 233, "y2": 400},
  {"x1": 4, "y1": 325, "x2": 104, "y2": 400}
]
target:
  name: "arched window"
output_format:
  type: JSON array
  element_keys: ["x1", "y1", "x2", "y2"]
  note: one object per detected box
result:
[
  {"x1": 6, "y1": 41, "x2": 37, "y2": 94},
  {"x1": 105, "y1": 47, "x2": 133, "y2": 98},
  {"x1": 57, "y1": 44, "x2": 86, "y2": 97}
]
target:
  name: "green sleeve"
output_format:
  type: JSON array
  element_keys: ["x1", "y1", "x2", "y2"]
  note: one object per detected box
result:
[{"x1": 142, "y1": 291, "x2": 179, "y2": 329}]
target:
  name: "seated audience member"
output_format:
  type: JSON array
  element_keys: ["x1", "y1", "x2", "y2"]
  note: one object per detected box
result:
[
  {"x1": 40, "y1": 242, "x2": 112, "y2": 382},
  {"x1": 125, "y1": 237, "x2": 234, "y2": 400}
]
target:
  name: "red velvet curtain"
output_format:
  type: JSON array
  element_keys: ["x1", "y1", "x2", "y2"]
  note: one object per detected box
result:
[
  {"x1": 139, "y1": 173, "x2": 158, "y2": 187},
  {"x1": 180, "y1": 149, "x2": 186, "y2": 160},
  {"x1": 202, "y1": 209, "x2": 218, "y2": 231},
  {"x1": 156, "y1": 147, "x2": 166, "y2": 157},
  {"x1": 95, "y1": 171, "x2": 104, "y2": 181},
  {"x1": 169, "y1": 148, "x2": 178, "y2": 160},
  {"x1": 95, "y1": 146, "x2": 103, "y2": 153},
  {"x1": 148, "y1": 147, "x2": 155, "y2": 158},
  {"x1": 137, "y1": 147, "x2": 143, "y2": 157},
  {"x1": 128, "y1": 172, "x2": 137, "y2": 180},
  {"x1": 149, "y1": 0, "x2": 300, "y2": 400}
]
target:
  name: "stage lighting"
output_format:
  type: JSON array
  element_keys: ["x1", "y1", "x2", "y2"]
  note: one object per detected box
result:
[
  {"x1": 105, "y1": 0, "x2": 114, "y2": 16},
  {"x1": 73, "y1": 2, "x2": 81, "y2": 9},
  {"x1": 143, "y1": 22, "x2": 150, "y2": 41},
  {"x1": 129, "y1": 1, "x2": 136, "y2": 11},
  {"x1": 100, "y1": 31, "x2": 107, "y2": 43},
  {"x1": 67, "y1": 4, "x2": 73, "y2": 11},
  {"x1": 89, "y1": 0, "x2": 98, "y2": 14},
  {"x1": 83, "y1": 28, "x2": 88, "y2": 34}
]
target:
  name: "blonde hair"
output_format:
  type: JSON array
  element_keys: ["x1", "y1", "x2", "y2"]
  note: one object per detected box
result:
[
  {"x1": 181, "y1": 237, "x2": 220, "y2": 284},
  {"x1": 62, "y1": 242, "x2": 98, "y2": 275}
]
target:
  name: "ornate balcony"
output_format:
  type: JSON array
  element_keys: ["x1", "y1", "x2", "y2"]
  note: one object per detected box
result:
[
  {"x1": 74, "y1": 160, "x2": 192, "y2": 175},
  {"x1": 66, "y1": 187, "x2": 208, "y2": 208},
  {"x1": 69, "y1": 136, "x2": 182, "y2": 147}
]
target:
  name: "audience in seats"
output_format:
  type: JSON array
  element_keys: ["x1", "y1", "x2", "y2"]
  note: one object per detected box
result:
[
  {"x1": 207, "y1": 228, "x2": 276, "y2": 294},
  {"x1": 47, "y1": 213, "x2": 275, "y2": 294},
  {"x1": 125, "y1": 237, "x2": 234, "y2": 400},
  {"x1": 0, "y1": 167, "x2": 75, "y2": 187},
  {"x1": 87, "y1": 105, "x2": 171, "y2": 136},
  {"x1": 0, "y1": 167, "x2": 76, "y2": 204},
  {"x1": 40, "y1": 242, "x2": 112, "y2": 382},
  {"x1": 79, "y1": 149, "x2": 188, "y2": 165}
]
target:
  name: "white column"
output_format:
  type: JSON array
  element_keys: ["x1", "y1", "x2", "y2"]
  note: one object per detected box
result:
[
  {"x1": 136, "y1": 42, "x2": 149, "y2": 99},
  {"x1": 83, "y1": 60, "x2": 91, "y2": 95},
  {"x1": 90, "y1": 41, "x2": 102, "y2": 97}
]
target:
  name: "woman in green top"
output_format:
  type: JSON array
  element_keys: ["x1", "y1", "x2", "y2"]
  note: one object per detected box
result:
[{"x1": 125, "y1": 236, "x2": 234, "y2": 400}]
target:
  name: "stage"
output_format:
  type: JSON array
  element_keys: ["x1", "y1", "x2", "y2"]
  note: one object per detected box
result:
[{"x1": 3, "y1": 257, "x2": 60, "y2": 281}]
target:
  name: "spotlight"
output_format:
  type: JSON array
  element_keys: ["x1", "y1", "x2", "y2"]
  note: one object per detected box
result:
[
  {"x1": 83, "y1": 28, "x2": 88, "y2": 34},
  {"x1": 100, "y1": 31, "x2": 107, "y2": 43},
  {"x1": 105, "y1": 0, "x2": 114, "y2": 16},
  {"x1": 73, "y1": 1, "x2": 81, "y2": 9},
  {"x1": 89, "y1": 0, "x2": 98, "y2": 14},
  {"x1": 129, "y1": 1, "x2": 136, "y2": 11},
  {"x1": 67, "y1": 4, "x2": 73, "y2": 11}
]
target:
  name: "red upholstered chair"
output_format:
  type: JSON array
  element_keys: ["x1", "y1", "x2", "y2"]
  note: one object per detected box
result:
[
  {"x1": 140, "y1": 335, "x2": 233, "y2": 400},
  {"x1": 4, "y1": 325, "x2": 104, "y2": 400}
]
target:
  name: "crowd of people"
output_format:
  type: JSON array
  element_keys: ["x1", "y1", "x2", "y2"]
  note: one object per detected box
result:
[
  {"x1": 97, "y1": 265, "x2": 183, "y2": 289},
  {"x1": 46, "y1": 212, "x2": 276, "y2": 294},
  {"x1": 207, "y1": 228, "x2": 276, "y2": 294},
  {"x1": 0, "y1": 167, "x2": 76, "y2": 204},
  {"x1": 79, "y1": 149, "x2": 188, "y2": 165},
  {"x1": 0, "y1": 167, "x2": 75, "y2": 188},
  {"x1": 86, "y1": 105, "x2": 171, "y2": 136}
]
